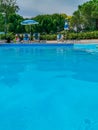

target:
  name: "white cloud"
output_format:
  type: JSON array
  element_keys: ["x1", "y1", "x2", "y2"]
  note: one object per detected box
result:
[{"x1": 17, "y1": 0, "x2": 89, "y2": 18}]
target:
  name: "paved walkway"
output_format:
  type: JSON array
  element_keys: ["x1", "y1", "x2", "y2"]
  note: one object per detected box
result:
[{"x1": 46, "y1": 39, "x2": 98, "y2": 44}]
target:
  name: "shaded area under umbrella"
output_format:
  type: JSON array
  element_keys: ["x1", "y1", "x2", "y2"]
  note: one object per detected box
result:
[{"x1": 21, "y1": 19, "x2": 39, "y2": 41}]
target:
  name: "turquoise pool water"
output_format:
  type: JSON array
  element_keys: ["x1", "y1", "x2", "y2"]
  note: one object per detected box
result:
[{"x1": 0, "y1": 44, "x2": 98, "y2": 130}]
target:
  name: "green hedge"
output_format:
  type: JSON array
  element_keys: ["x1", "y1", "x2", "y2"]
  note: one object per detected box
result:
[
  {"x1": 1, "y1": 31, "x2": 98, "y2": 41},
  {"x1": 41, "y1": 31, "x2": 98, "y2": 40},
  {"x1": 0, "y1": 32, "x2": 15, "y2": 40},
  {"x1": 67, "y1": 31, "x2": 98, "y2": 40},
  {"x1": 40, "y1": 34, "x2": 57, "y2": 40}
]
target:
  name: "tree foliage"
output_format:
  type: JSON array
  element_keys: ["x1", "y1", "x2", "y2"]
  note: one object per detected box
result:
[
  {"x1": 8, "y1": 13, "x2": 24, "y2": 33},
  {"x1": 33, "y1": 13, "x2": 67, "y2": 34},
  {"x1": 1, "y1": 0, "x2": 98, "y2": 37},
  {"x1": 0, "y1": 0, "x2": 19, "y2": 34},
  {"x1": 71, "y1": 0, "x2": 98, "y2": 31},
  {"x1": 0, "y1": 0, "x2": 19, "y2": 16}
]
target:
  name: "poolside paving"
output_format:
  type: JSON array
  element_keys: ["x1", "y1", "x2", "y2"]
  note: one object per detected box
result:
[{"x1": 46, "y1": 39, "x2": 98, "y2": 44}]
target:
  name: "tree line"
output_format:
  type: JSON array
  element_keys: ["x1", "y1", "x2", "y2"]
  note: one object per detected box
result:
[{"x1": 0, "y1": 0, "x2": 98, "y2": 36}]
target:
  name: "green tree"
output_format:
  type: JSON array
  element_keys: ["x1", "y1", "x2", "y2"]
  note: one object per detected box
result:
[
  {"x1": 0, "y1": 13, "x2": 4, "y2": 31},
  {"x1": 71, "y1": 9, "x2": 84, "y2": 32},
  {"x1": 0, "y1": 0, "x2": 19, "y2": 15},
  {"x1": 33, "y1": 13, "x2": 67, "y2": 34},
  {"x1": 71, "y1": 0, "x2": 98, "y2": 31},
  {"x1": 0, "y1": 0, "x2": 19, "y2": 35},
  {"x1": 8, "y1": 13, "x2": 24, "y2": 33}
]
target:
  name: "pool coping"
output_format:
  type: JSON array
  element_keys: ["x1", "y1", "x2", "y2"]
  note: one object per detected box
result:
[{"x1": 0, "y1": 43, "x2": 74, "y2": 47}]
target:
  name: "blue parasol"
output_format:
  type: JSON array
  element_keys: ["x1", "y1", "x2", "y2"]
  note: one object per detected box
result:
[
  {"x1": 21, "y1": 19, "x2": 39, "y2": 25},
  {"x1": 64, "y1": 20, "x2": 69, "y2": 30}
]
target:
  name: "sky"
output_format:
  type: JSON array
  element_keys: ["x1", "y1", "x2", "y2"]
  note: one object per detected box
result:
[{"x1": 17, "y1": 0, "x2": 89, "y2": 18}]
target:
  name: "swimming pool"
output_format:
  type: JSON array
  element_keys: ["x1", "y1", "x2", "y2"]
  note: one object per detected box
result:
[{"x1": 0, "y1": 43, "x2": 98, "y2": 130}]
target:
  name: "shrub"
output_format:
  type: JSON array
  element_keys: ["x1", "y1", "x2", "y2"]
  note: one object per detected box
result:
[{"x1": 40, "y1": 34, "x2": 56, "y2": 40}]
